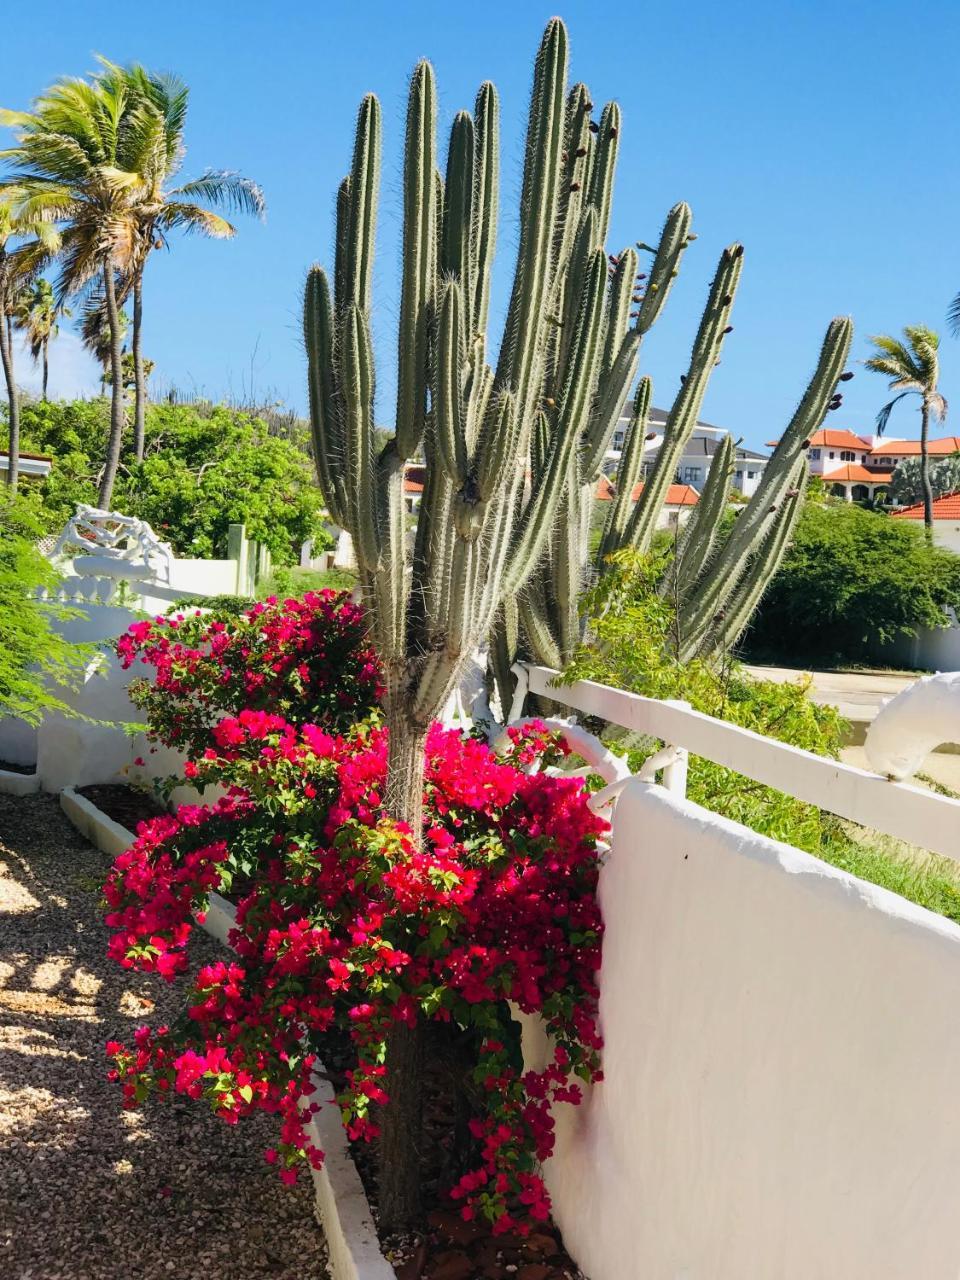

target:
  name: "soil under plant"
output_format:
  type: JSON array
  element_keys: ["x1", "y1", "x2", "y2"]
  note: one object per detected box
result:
[
  {"x1": 321, "y1": 1026, "x2": 589, "y2": 1280},
  {"x1": 77, "y1": 782, "x2": 166, "y2": 830}
]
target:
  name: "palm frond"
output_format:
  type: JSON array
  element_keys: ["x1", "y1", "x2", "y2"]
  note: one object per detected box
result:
[
  {"x1": 875, "y1": 391, "x2": 913, "y2": 436},
  {"x1": 155, "y1": 203, "x2": 236, "y2": 238},
  {"x1": 168, "y1": 170, "x2": 266, "y2": 219}
]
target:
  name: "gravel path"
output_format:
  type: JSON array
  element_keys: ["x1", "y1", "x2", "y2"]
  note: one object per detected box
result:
[{"x1": 0, "y1": 793, "x2": 329, "y2": 1280}]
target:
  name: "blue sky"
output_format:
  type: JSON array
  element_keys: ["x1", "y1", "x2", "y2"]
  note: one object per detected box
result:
[{"x1": 5, "y1": 0, "x2": 960, "y2": 451}]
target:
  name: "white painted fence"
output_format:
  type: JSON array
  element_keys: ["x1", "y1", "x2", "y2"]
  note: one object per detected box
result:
[
  {"x1": 517, "y1": 664, "x2": 960, "y2": 860},
  {"x1": 516, "y1": 664, "x2": 960, "y2": 1279}
]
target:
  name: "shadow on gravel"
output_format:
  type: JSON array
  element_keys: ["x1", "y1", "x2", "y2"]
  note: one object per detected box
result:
[{"x1": 0, "y1": 793, "x2": 329, "y2": 1280}]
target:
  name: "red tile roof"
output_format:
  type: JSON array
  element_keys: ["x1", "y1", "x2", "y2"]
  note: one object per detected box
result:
[
  {"x1": 869, "y1": 436, "x2": 960, "y2": 457},
  {"x1": 822, "y1": 465, "x2": 893, "y2": 483},
  {"x1": 766, "y1": 429, "x2": 869, "y2": 450},
  {"x1": 892, "y1": 491, "x2": 960, "y2": 520},
  {"x1": 595, "y1": 477, "x2": 699, "y2": 506},
  {"x1": 0, "y1": 449, "x2": 53, "y2": 462}
]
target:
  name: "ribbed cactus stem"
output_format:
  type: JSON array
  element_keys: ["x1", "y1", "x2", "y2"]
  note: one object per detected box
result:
[
  {"x1": 598, "y1": 376, "x2": 651, "y2": 564},
  {"x1": 339, "y1": 305, "x2": 379, "y2": 574},
  {"x1": 344, "y1": 95, "x2": 381, "y2": 314},
  {"x1": 586, "y1": 102, "x2": 620, "y2": 245},
  {"x1": 622, "y1": 244, "x2": 743, "y2": 553},
  {"x1": 635, "y1": 202, "x2": 692, "y2": 335},
  {"x1": 670, "y1": 431, "x2": 735, "y2": 604},
  {"x1": 435, "y1": 280, "x2": 468, "y2": 485},
  {"x1": 471, "y1": 82, "x2": 499, "y2": 336},
  {"x1": 304, "y1": 265, "x2": 345, "y2": 527},
  {"x1": 707, "y1": 463, "x2": 806, "y2": 658},
  {"x1": 678, "y1": 317, "x2": 852, "y2": 650},
  {"x1": 395, "y1": 60, "x2": 438, "y2": 459}
]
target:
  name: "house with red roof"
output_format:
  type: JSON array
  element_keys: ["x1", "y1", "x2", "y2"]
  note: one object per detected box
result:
[
  {"x1": 891, "y1": 491, "x2": 960, "y2": 553},
  {"x1": 595, "y1": 474, "x2": 699, "y2": 528},
  {"x1": 765, "y1": 427, "x2": 960, "y2": 504}
]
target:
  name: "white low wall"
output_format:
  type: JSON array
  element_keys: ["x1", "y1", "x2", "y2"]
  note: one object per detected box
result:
[{"x1": 532, "y1": 779, "x2": 960, "y2": 1280}]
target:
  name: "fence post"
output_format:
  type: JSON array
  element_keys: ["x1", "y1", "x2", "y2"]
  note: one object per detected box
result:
[
  {"x1": 227, "y1": 523, "x2": 248, "y2": 594},
  {"x1": 661, "y1": 699, "x2": 691, "y2": 797}
]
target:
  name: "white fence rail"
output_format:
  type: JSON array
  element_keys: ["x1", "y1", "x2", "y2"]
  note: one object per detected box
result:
[{"x1": 518, "y1": 663, "x2": 960, "y2": 862}]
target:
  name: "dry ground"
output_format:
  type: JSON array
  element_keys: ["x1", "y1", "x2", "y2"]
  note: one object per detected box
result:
[{"x1": 0, "y1": 792, "x2": 329, "y2": 1280}]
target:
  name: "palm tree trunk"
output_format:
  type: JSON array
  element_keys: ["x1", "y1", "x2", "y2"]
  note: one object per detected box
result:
[
  {"x1": 920, "y1": 399, "x2": 934, "y2": 542},
  {"x1": 98, "y1": 264, "x2": 126, "y2": 509},
  {"x1": 0, "y1": 263, "x2": 20, "y2": 494},
  {"x1": 375, "y1": 704, "x2": 428, "y2": 1232},
  {"x1": 42, "y1": 339, "x2": 49, "y2": 402},
  {"x1": 132, "y1": 272, "x2": 146, "y2": 462}
]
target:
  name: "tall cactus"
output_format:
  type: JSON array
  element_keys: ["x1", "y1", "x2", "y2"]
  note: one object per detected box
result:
[{"x1": 305, "y1": 20, "x2": 852, "y2": 1225}]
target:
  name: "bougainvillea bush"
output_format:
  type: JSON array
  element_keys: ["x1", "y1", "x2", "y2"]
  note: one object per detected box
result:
[{"x1": 105, "y1": 594, "x2": 606, "y2": 1233}]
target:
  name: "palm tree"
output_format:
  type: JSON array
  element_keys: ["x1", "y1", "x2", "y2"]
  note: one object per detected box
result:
[
  {"x1": 0, "y1": 194, "x2": 58, "y2": 490},
  {"x1": 865, "y1": 326, "x2": 948, "y2": 538},
  {"x1": 0, "y1": 77, "x2": 142, "y2": 506},
  {"x1": 80, "y1": 293, "x2": 128, "y2": 396},
  {"x1": 90, "y1": 60, "x2": 265, "y2": 461},
  {"x1": 13, "y1": 276, "x2": 66, "y2": 400}
]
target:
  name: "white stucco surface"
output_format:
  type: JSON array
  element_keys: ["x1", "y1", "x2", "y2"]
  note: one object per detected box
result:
[{"x1": 536, "y1": 779, "x2": 960, "y2": 1280}]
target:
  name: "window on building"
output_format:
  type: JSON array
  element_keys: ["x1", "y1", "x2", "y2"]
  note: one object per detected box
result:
[
  {"x1": 747, "y1": 470, "x2": 756, "y2": 480},
  {"x1": 809, "y1": 448, "x2": 821, "y2": 460},
  {"x1": 682, "y1": 466, "x2": 701, "y2": 483},
  {"x1": 612, "y1": 431, "x2": 624, "y2": 449},
  {"x1": 735, "y1": 470, "x2": 743, "y2": 483},
  {"x1": 840, "y1": 450, "x2": 855, "y2": 461},
  {"x1": 828, "y1": 451, "x2": 835, "y2": 459}
]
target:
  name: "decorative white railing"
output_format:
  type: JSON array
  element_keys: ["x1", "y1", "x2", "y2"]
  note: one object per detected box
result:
[{"x1": 515, "y1": 663, "x2": 960, "y2": 862}]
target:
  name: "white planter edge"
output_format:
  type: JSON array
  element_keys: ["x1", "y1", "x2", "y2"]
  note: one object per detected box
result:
[
  {"x1": 0, "y1": 767, "x2": 41, "y2": 796},
  {"x1": 58, "y1": 791, "x2": 395, "y2": 1280}
]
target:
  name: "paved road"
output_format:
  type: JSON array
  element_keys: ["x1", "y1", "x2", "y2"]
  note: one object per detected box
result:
[{"x1": 745, "y1": 665, "x2": 916, "y2": 724}]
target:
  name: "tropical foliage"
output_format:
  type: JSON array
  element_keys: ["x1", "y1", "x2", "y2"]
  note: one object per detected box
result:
[
  {"x1": 890, "y1": 452, "x2": 960, "y2": 506},
  {"x1": 0, "y1": 492, "x2": 86, "y2": 721},
  {"x1": 744, "y1": 502, "x2": 960, "y2": 662},
  {"x1": 16, "y1": 398, "x2": 327, "y2": 562},
  {"x1": 0, "y1": 59, "x2": 262, "y2": 500},
  {"x1": 865, "y1": 326, "x2": 948, "y2": 535}
]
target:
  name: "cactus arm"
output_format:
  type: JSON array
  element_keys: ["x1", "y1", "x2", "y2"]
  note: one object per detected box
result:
[
  {"x1": 597, "y1": 375, "x2": 651, "y2": 564},
  {"x1": 553, "y1": 84, "x2": 593, "y2": 276},
  {"x1": 670, "y1": 431, "x2": 736, "y2": 603},
  {"x1": 395, "y1": 60, "x2": 438, "y2": 460},
  {"x1": 586, "y1": 102, "x2": 620, "y2": 246},
  {"x1": 340, "y1": 304, "x2": 380, "y2": 574},
  {"x1": 472, "y1": 82, "x2": 499, "y2": 338},
  {"x1": 442, "y1": 110, "x2": 476, "y2": 313},
  {"x1": 304, "y1": 265, "x2": 347, "y2": 527},
  {"x1": 519, "y1": 579, "x2": 565, "y2": 670},
  {"x1": 334, "y1": 175, "x2": 352, "y2": 317},
  {"x1": 580, "y1": 326, "x2": 640, "y2": 483},
  {"x1": 495, "y1": 17, "x2": 568, "y2": 426},
  {"x1": 553, "y1": 455, "x2": 584, "y2": 660},
  {"x1": 621, "y1": 243, "x2": 744, "y2": 553},
  {"x1": 679, "y1": 315, "x2": 852, "y2": 643},
  {"x1": 694, "y1": 462, "x2": 805, "y2": 660},
  {"x1": 601, "y1": 247, "x2": 637, "y2": 379},
  {"x1": 435, "y1": 280, "x2": 469, "y2": 485},
  {"x1": 344, "y1": 95, "x2": 381, "y2": 314},
  {"x1": 502, "y1": 247, "x2": 607, "y2": 597},
  {"x1": 474, "y1": 390, "x2": 518, "y2": 504},
  {"x1": 635, "y1": 202, "x2": 693, "y2": 335}
]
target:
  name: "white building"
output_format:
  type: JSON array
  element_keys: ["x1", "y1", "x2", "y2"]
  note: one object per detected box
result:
[
  {"x1": 608, "y1": 406, "x2": 770, "y2": 498},
  {"x1": 766, "y1": 428, "x2": 960, "y2": 504}
]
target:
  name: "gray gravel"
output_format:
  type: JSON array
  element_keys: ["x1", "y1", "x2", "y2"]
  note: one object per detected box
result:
[{"x1": 0, "y1": 792, "x2": 329, "y2": 1280}]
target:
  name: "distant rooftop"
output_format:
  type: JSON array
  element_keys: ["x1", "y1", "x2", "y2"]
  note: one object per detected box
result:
[{"x1": 892, "y1": 491, "x2": 960, "y2": 520}]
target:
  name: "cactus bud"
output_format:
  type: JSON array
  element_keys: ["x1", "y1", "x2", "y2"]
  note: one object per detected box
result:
[
  {"x1": 686, "y1": 232, "x2": 698, "y2": 241},
  {"x1": 839, "y1": 371, "x2": 854, "y2": 381},
  {"x1": 768, "y1": 504, "x2": 778, "y2": 513},
  {"x1": 630, "y1": 311, "x2": 640, "y2": 318},
  {"x1": 569, "y1": 182, "x2": 581, "y2": 191},
  {"x1": 584, "y1": 100, "x2": 594, "y2": 111},
  {"x1": 645, "y1": 432, "x2": 657, "y2": 441},
  {"x1": 786, "y1": 488, "x2": 800, "y2": 498},
  {"x1": 800, "y1": 440, "x2": 811, "y2": 450},
  {"x1": 723, "y1": 325, "x2": 733, "y2": 334},
  {"x1": 636, "y1": 273, "x2": 647, "y2": 280},
  {"x1": 636, "y1": 242, "x2": 654, "y2": 253},
  {"x1": 589, "y1": 120, "x2": 599, "y2": 133},
  {"x1": 649, "y1": 282, "x2": 659, "y2": 292},
  {"x1": 543, "y1": 397, "x2": 556, "y2": 408},
  {"x1": 609, "y1": 125, "x2": 618, "y2": 136},
  {"x1": 721, "y1": 295, "x2": 732, "y2": 306}
]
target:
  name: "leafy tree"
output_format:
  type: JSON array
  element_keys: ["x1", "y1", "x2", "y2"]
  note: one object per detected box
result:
[
  {"x1": 865, "y1": 326, "x2": 948, "y2": 537},
  {"x1": 0, "y1": 492, "x2": 86, "y2": 722},
  {"x1": 18, "y1": 398, "x2": 327, "y2": 563},
  {"x1": 13, "y1": 276, "x2": 67, "y2": 400},
  {"x1": 890, "y1": 452, "x2": 960, "y2": 506},
  {"x1": 743, "y1": 502, "x2": 960, "y2": 663}
]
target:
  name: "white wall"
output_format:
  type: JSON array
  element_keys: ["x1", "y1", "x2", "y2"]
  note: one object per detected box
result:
[
  {"x1": 530, "y1": 779, "x2": 960, "y2": 1280},
  {"x1": 933, "y1": 522, "x2": 960, "y2": 554}
]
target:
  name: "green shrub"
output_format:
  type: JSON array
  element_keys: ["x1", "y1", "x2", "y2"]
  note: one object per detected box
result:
[
  {"x1": 18, "y1": 398, "x2": 329, "y2": 564},
  {"x1": 743, "y1": 501, "x2": 960, "y2": 663}
]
